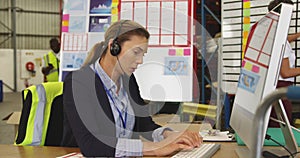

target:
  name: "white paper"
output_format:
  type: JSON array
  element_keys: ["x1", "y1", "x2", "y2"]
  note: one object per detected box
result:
[{"x1": 199, "y1": 131, "x2": 234, "y2": 141}]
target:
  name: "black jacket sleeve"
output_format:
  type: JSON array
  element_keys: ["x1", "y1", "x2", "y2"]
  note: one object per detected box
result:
[
  {"x1": 61, "y1": 68, "x2": 117, "y2": 157},
  {"x1": 127, "y1": 75, "x2": 161, "y2": 140}
]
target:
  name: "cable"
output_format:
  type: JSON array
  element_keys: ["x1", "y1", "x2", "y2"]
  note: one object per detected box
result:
[
  {"x1": 269, "y1": 117, "x2": 300, "y2": 133},
  {"x1": 265, "y1": 134, "x2": 294, "y2": 158},
  {"x1": 291, "y1": 151, "x2": 300, "y2": 157},
  {"x1": 116, "y1": 56, "x2": 126, "y2": 75}
]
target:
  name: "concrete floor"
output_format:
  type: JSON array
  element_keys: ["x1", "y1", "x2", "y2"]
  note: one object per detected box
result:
[{"x1": 0, "y1": 92, "x2": 22, "y2": 144}]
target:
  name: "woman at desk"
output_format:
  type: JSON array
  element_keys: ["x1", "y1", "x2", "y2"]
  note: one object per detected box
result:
[
  {"x1": 61, "y1": 20, "x2": 202, "y2": 157},
  {"x1": 268, "y1": 0, "x2": 300, "y2": 127}
]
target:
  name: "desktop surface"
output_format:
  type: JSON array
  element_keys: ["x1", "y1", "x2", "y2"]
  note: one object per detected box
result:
[
  {"x1": 2, "y1": 143, "x2": 297, "y2": 158},
  {"x1": 0, "y1": 143, "x2": 237, "y2": 158}
]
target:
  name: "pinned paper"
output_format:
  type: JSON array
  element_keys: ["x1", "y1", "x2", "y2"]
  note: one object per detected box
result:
[
  {"x1": 111, "y1": 15, "x2": 118, "y2": 23},
  {"x1": 183, "y1": 49, "x2": 190, "y2": 56},
  {"x1": 63, "y1": 14, "x2": 70, "y2": 21},
  {"x1": 111, "y1": 7, "x2": 118, "y2": 14},
  {"x1": 62, "y1": 21, "x2": 69, "y2": 27},
  {"x1": 62, "y1": 26, "x2": 69, "y2": 32},
  {"x1": 243, "y1": 9, "x2": 250, "y2": 16},
  {"x1": 243, "y1": 2, "x2": 250, "y2": 8},
  {"x1": 176, "y1": 49, "x2": 183, "y2": 56},
  {"x1": 242, "y1": 60, "x2": 246, "y2": 67},
  {"x1": 243, "y1": 24, "x2": 250, "y2": 31},
  {"x1": 243, "y1": 17, "x2": 250, "y2": 24},
  {"x1": 252, "y1": 65, "x2": 260, "y2": 73},
  {"x1": 244, "y1": 62, "x2": 252, "y2": 71},
  {"x1": 169, "y1": 49, "x2": 176, "y2": 56}
]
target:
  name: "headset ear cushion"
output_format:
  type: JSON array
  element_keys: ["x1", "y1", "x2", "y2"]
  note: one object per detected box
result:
[{"x1": 110, "y1": 40, "x2": 121, "y2": 56}]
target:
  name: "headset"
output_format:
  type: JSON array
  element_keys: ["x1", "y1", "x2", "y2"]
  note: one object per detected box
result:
[{"x1": 110, "y1": 20, "x2": 128, "y2": 56}]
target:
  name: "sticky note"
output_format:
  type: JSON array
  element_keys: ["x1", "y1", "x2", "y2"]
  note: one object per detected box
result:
[
  {"x1": 176, "y1": 49, "x2": 183, "y2": 56},
  {"x1": 112, "y1": 2, "x2": 119, "y2": 7},
  {"x1": 243, "y1": 17, "x2": 250, "y2": 24},
  {"x1": 62, "y1": 26, "x2": 69, "y2": 32},
  {"x1": 243, "y1": 9, "x2": 250, "y2": 16},
  {"x1": 62, "y1": 21, "x2": 69, "y2": 26},
  {"x1": 243, "y1": 2, "x2": 250, "y2": 8},
  {"x1": 252, "y1": 65, "x2": 260, "y2": 73},
  {"x1": 243, "y1": 24, "x2": 250, "y2": 31},
  {"x1": 242, "y1": 60, "x2": 246, "y2": 67},
  {"x1": 242, "y1": 45, "x2": 247, "y2": 53},
  {"x1": 243, "y1": 38, "x2": 248, "y2": 44},
  {"x1": 184, "y1": 49, "x2": 190, "y2": 56},
  {"x1": 111, "y1": 7, "x2": 118, "y2": 14},
  {"x1": 243, "y1": 31, "x2": 249, "y2": 38},
  {"x1": 62, "y1": 14, "x2": 69, "y2": 21},
  {"x1": 169, "y1": 49, "x2": 176, "y2": 56},
  {"x1": 244, "y1": 62, "x2": 252, "y2": 71},
  {"x1": 111, "y1": 15, "x2": 118, "y2": 23}
]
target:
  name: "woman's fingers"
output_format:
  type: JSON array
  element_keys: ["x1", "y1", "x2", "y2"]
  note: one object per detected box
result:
[{"x1": 173, "y1": 131, "x2": 202, "y2": 147}]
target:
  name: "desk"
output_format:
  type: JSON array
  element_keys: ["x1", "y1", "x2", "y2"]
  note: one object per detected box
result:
[
  {"x1": 1, "y1": 144, "x2": 80, "y2": 158},
  {"x1": 1, "y1": 143, "x2": 298, "y2": 158},
  {"x1": 0, "y1": 143, "x2": 238, "y2": 158}
]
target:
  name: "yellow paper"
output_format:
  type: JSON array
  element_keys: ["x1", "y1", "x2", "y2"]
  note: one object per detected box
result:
[
  {"x1": 62, "y1": 21, "x2": 69, "y2": 26},
  {"x1": 176, "y1": 49, "x2": 183, "y2": 56},
  {"x1": 243, "y1": 2, "x2": 250, "y2": 8},
  {"x1": 111, "y1": 15, "x2": 118, "y2": 23},
  {"x1": 244, "y1": 62, "x2": 252, "y2": 71}
]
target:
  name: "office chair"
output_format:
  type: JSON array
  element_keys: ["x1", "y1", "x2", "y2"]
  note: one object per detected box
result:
[{"x1": 15, "y1": 82, "x2": 63, "y2": 146}]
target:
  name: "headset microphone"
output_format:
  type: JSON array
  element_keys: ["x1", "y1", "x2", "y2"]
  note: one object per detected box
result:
[
  {"x1": 110, "y1": 20, "x2": 129, "y2": 74},
  {"x1": 116, "y1": 56, "x2": 126, "y2": 75},
  {"x1": 110, "y1": 20, "x2": 128, "y2": 56}
]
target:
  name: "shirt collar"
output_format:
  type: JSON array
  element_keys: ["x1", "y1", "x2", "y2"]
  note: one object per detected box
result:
[{"x1": 92, "y1": 58, "x2": 124, "y2": 94}]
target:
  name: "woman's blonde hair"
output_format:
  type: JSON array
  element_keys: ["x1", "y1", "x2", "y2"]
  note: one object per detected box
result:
[{"x1": 82, "y1": 20, "x2": 150, "y2": 67}]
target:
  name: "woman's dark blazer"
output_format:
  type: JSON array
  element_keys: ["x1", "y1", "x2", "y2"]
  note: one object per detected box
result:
[{"x1": 61, "y1": 66, "x2": 160, "y2": 157}]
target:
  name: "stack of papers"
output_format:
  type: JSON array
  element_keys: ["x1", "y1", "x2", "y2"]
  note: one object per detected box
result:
[{"x1": 200, "y1": 130, "x2": 234, "y2": 141}]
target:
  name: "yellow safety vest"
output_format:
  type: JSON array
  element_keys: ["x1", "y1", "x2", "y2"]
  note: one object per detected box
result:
[
  {"x1": 44, "y1": 51, "x2": 59, "y2": 82},
  {"x1": 15, "y1": 82, "x2": 63, "y2": 146}
]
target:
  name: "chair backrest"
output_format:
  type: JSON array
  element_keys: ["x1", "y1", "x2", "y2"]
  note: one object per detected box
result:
[{"x1": 15, "y1": 82, "x2": 63, "y2": 146}]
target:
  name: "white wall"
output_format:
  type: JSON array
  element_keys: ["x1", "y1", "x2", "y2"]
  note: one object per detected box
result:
[{"x1": 0, "y1": 49, "x2": 49, "y2": 92}]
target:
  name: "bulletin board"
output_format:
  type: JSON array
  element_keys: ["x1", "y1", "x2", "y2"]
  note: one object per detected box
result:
[{"x1": 60, "y1": 0, "x2": 194, "y2": 101}]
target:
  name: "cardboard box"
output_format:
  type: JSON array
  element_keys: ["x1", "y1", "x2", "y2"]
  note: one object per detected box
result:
[{"x1": 2, "y1": 111, "x2": 21, "y2": 135}]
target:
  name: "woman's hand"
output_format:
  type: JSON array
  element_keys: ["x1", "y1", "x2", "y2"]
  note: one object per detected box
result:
[
  {"x1": 163, "y1": 130, "x2": 203, "y2": 148},
  {"x1": 143, "y1": 130, "x2": 203, "y2": 156}
]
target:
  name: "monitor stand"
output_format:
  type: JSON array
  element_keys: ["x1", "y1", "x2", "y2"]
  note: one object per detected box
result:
[
  {"x1": 235, "y1": 146, "x2": 292, "y2": 158},
  {"x1": 235, "y1": 99, "x2": 298, "y2": 158},
  {"x1": 271, "y1": 99, "x2": 298, "y2": 154},
  {"x1": 235, "y1": 147, "x2": 251, "y2": 158}
]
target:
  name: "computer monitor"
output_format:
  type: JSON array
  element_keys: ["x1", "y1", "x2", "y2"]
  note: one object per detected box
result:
[{"x1": 230, "y1": 3, "x2": 293, "y2": 158}]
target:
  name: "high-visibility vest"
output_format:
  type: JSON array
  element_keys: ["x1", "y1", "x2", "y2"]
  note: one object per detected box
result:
[
  {"x1": 15, "y1": 82, "x2": 63, "y2": 146},
  {"x1": 44, "y1": 51, "x2": 59, "y2": 82}
]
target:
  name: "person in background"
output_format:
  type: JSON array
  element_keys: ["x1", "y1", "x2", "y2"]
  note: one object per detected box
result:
[
  {"x1": 268, "y1": 0, "x2": 300, "y2": 127},
  {"x1": 61, "y1": 20, "x2": 202, "y2": 157},
  {"x1": 41, "y1": 38, "x2": 60, "y2": 82}
]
